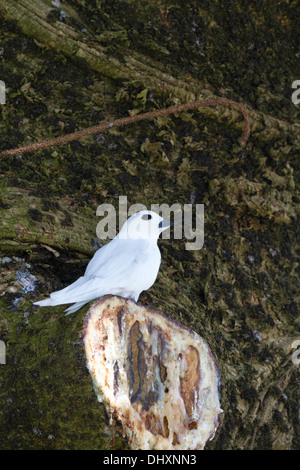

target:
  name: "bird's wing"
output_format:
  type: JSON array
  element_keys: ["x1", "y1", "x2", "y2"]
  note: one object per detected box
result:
[
  {"x1": 48, "y1": 242, "x2": 118, "y2": 302},
  {"x1": 50, "y1": 238, "x2": 152, "y2": 304},
  {"x1": 84, "y1": 237, "x2": 148, "y2": 280},
  {"x1": 84, "y1": 237, "x2": 122, "y2": 277}
]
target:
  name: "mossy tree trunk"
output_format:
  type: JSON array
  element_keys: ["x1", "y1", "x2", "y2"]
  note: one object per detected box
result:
[{"x1": 0, "y1": 0, "x2": 299, "y2": 450}]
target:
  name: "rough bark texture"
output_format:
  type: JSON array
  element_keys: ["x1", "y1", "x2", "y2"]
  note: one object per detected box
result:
[{"x1": 0, "y1": 0, "x2": 299, "y2": 450}]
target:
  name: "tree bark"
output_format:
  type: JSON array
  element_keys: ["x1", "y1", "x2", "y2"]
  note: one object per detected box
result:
[
  {"x1": 0, "y1": 0, "x2": 299, "y2": 149},
  {"x1": 0, "y1": 0, "x2": 299, "y2": 450}
]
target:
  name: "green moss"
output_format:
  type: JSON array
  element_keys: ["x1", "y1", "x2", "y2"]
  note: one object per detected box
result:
[{"x1": 0, "y1": 291, "x2": 124, "y2": 449}]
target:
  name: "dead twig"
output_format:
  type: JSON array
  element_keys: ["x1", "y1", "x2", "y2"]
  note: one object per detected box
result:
[{"x1": 0, "y1": 97, "x2": 250, "y2": 158}]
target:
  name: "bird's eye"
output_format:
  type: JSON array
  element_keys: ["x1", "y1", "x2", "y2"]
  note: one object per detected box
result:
[{"x1": 142, "y1": 214, "x2": 152, "y2": 220}]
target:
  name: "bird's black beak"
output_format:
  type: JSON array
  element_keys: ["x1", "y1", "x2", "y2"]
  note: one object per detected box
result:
[{"x1": 159, "y1": 219, "x2": 175, "y2": 229}]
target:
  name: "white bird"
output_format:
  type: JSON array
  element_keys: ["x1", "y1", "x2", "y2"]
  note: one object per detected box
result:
[{"x1": 34, "y1": 210, "x2": 173, "y2": 314}]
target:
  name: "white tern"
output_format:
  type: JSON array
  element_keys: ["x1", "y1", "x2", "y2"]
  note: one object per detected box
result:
[{"x1": 34, "y1": 210, "x2": 173, "y2": 314}]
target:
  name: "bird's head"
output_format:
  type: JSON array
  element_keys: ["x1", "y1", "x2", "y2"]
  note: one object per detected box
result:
[{"x1": 118, "y1": 210, "x2": 173, "y2": 241}]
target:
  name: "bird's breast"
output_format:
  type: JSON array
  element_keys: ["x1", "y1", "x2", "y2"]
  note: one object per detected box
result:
[{"x1": 131, "y1": 244, "x2": 161, "y2": 290}]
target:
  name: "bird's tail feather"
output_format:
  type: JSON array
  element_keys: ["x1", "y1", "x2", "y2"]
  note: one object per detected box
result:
[
  {"x1": 34, "y1": 298, "x2": 52, "y2": 307},
  {"x1": 34, "y1": 277, "x2": 106, "y2": 307},
  {"x1": 33, "y1": 276, "x2": 92, "y2": 307},
  {"x1": 50, "y1": 278, "x2": 106, "y2": 304},
  {"x1": 50, "y1": 276, "x2": 87, "y2": 300},
  {"x1": 64, "y1": 301, "x2": 87, "y2": 315}
]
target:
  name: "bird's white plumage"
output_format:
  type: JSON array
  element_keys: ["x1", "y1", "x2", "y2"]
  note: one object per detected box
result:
[{"x1": 34, "y1": 210, "x2": 171, "y2": 314}]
